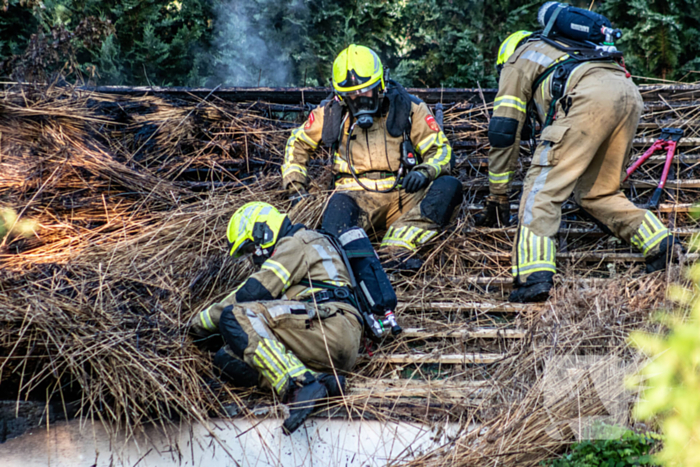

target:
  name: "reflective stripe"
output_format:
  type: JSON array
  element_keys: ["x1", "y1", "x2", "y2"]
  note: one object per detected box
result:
[
  {"x1": 380, "y1": 226, "x2": 437, "y2": 251},
  {"x1": 521, "y1": 50, "x2": 554, "y2": 67},
  {"x1": 238, "y1": 204, "x2": 258, "y2": 238},
  {"x1": 261, "y1": 259, "x2": 292, "y2": 289},
  {"x1": 523, "y1": 163, "x2": 553, "y2": 225},
  {"x1": 494, "y1": 95, "x2": 527, "y2": 113},
  {"x1": 631, "y1": 211, "x2": 669, "y2": 255},
  {"x1": 333, "y1": 152, "x2": 350, "y2": 173},
  {"x1": 253, "y1": 339, "x2": 307, "y2": 394},
  {"x1": 199, "y1": 306, "x2": 216, "y2": 332},
  {"x1": 415, "y1": 230, "x2": 438, "y2": 245},
  {"x1": 281, "y1": 163, "x2": 307, "y2": 178},
  {"x1": 489, "y1": 170, "x2": 514, "y2": 184},
  {"x1": 339, "y1": 228, "x2": 368, "y2": 245},
  {"x1": 417, "y1": 134, "x2": 438, "y2": 154},
  {"x1": 324, "y1": 280, "x2": 347, "y2": 287},
  {"x1": 311, "y1": 244, "x2": 340, "y2": 282},
  {"x1": 246, "y1": 308, "x2": 271, "y2": 339},
  {"x1": 513, "y1": 226, "x2": 556, "y2": 276},
  {"x1": 335, "y1": 176, "x2": 397, "y2": 191},
  {"x1": 422, "y1": 132, "x2": 452, "y2": 177},
  {"x1": 283, "y1": 127, "x2": 316, "y2": 180}
]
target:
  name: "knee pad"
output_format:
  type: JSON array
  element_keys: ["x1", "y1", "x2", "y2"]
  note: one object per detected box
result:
[
  {"x1": 213, "y1": 346, "x2": 258, "y2": 387},
  {"x1": 322, "y1": 193, "x2": 361, "y2": 236},
  {"x1": 219, "y1": 305, "x2": 249, "y2": 359},
  {"x1": 488, "y1": 117, "x2": 519, "y2": 148},
  {"x1": 420, "y1": 176, "x2": 463, "y2": 227}
]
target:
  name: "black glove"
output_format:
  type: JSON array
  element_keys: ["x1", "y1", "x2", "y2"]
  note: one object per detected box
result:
[
  {"x1": 474, "y1": 195, "x2": 510, "y2": 227},
  {"x1": 287, "y1": 182, "x2": 310, "y2": 207},
  {"x1": 402, "y1": 169, "x2": 429, "y2": 194}
]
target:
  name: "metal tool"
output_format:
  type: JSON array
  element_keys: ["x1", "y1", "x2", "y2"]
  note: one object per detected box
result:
[{"x1": 624, "y1": 128, "x2": 684, "y2": 208}]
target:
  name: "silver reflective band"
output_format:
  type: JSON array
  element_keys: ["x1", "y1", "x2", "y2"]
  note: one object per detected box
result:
[{"x1": 339, "y1": 228, "x2": 368, "y2": 246}]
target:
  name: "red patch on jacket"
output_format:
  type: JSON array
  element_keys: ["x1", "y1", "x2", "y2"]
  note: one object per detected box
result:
[
  {"x1": 425, "y1": 115, "x2": 440, "y2": 132},
  {"x1": 304, "y1": 112, "x2": 315, "y2": 130}
]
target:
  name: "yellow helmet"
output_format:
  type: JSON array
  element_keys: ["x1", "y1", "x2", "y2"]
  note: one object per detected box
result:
[
  {"x1": 226, "y1": 202, "x2": 288, "y2": 258},
  {"x1": 497, "y1": 30, "x2": 533, "y2": 72},
  {"x1": 332, "y1": 44, "x2": 384, "y2": 95}
]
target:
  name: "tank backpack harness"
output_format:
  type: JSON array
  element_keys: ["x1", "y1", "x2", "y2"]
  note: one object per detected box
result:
[
  {"x1": 526, "y1": 3, "x2": 628, "y2": 136},
  {"x1": 320, "y1": 79, "x2": 423, "y2": 193}
]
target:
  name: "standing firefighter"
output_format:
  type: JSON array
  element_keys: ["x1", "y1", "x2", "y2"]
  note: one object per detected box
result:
[
  {"x1": 283, "y1": 44, "x2": 463, "y2": 270},
  {"x1": 190, "y1": 202, "x2": 397, "y2": 434},
  {"x1": 476, "y1": 2, "x2": 681, "y2": 302}
]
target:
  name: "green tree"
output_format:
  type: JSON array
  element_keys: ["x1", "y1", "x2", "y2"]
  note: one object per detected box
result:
[{"x1": 598, "y1": 0, "x2": 700, "y2": 81}]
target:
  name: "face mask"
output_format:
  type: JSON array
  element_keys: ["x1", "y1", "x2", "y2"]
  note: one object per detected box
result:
[{"x1": 345, "y1": 87, "x2": 380, "y2": 129}]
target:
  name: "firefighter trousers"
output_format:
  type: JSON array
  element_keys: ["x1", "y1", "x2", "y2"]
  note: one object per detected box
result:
[
  {"x1": 218, "y1": 299, "x2": 363, "y2": 397},
  {"x1": 513, "y1": 68, "x2": 670, "y2": 283},
  {"x1": 322, "y1": 175, "x2": 463, "y2": 252}
]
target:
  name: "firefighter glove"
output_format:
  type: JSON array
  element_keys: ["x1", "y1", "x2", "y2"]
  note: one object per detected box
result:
[
  {"x1": 474, "y1": 195, "x2": 510, "y2": 227},
  {"x1": 288, "y1": 182, "x2": 310, "y2": 207},
  {"x1": 403, "y1": 169, "x2": 429, "y2": 194}
]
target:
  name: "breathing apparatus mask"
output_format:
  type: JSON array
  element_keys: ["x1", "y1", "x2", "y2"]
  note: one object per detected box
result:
[{"x1": 339, "y1": 81, "x2": 383, "y2": 129}]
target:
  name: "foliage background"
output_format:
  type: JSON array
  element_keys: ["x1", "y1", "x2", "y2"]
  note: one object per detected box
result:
[{"x1": 1, "y1": 0, "x2": 699, "y2": 87}]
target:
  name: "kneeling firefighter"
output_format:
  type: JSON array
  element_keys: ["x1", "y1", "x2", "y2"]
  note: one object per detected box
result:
[
  {"x1": 476, "y1": 2, "x2": 682, "y2": 302},
  {"x1": 282, "y1": 44, "x2": 463, "y2": 271},
  {"x1": 189, "y1": 202, "x2": 399, "y2": 434}
]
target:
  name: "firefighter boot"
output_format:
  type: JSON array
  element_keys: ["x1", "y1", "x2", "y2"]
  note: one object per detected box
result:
[
  {"x1": 282, "y1": 375, "x2": 328, "y2": 435},
  {"x1": 474, "y1": 195, "x2": 511, "y2": 227},
  {"x1": 213, "y1": 345, "x2": 258, "y2": 388},
  {"x1": 317, "y1": 373, "x2": 347, "y2": 398},
  {"x1": 645, "y1": 236, "x2": 684, "y2": 273},
  {"x1": 380, "y1": 249, "x2": 423, "y2": 271},
  {"x1": 509, "y1": 271, "x2": 554, "y2": 303}
]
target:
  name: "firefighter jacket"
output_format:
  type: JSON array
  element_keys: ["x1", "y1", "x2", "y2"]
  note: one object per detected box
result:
[
  {"x1": 487, "y1": 39, "x2": 629, "y2": 196},
  {"x1": 191, "y1": 226, "x2": 359, "y2": 336},
  {"x1": 282, "y1": 100, "x2": 452, "y2": 191}
]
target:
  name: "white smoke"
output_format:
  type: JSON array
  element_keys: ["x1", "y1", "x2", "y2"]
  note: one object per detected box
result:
[{"x1": 213, "y1": 0, "x2": 306, "y2": 87}]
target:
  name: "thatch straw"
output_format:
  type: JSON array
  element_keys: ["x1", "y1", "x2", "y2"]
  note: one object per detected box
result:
[{"x1": 0, "y1": 82, "x2": 698, "y2": 462}]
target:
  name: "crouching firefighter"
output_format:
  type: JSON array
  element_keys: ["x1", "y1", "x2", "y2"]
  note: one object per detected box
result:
[
  {"x1": 189, "y1": 202, "x2": 399, "y2": 434},
  {"x1": 282, "y1": 44, "x2": 463, "y2": 271},
  {"x1": 477, "y1": 2, "x2": 682, "y2": 303}
]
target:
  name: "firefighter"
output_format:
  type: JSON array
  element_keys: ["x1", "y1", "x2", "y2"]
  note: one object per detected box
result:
[
  {"x1": 190, "y1": 202, "x2": 364, "y2": 434},
  {"x1": 477, "y1": 16, "x2": 681, "y2": 303},
  {"x1": 283, "y1": 44, "x2": 463, "y2": 270}
]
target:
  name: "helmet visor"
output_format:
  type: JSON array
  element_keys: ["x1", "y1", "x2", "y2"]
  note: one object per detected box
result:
[{"x1": 231, "y1": 239, "x2": 256, "y2": 258}]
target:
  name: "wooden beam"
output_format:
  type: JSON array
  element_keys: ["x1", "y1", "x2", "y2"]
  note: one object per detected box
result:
[
  {"x1": 398, "y1": 301, "x2": 536, "y2": 313},
  {"x1": 466, "y1": 203, "x2": 698, "y2": 213},
  {"x1": 402, "y1": 327, "x2": 526, "y2": 339},
  {"x1": 363, "y1": 353, "x2": 505, "y2": 365}
]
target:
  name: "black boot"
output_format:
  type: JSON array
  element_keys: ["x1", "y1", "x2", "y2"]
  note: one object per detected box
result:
[
  {"x1": 509, "y1": 271, "x2": 554, "y2": 303},
  {"x1": 282, "y1": 379, "x2": 328, "y2": 435},
  {"x1": 213, "y1": 346, "x2": 258, "y2": 388},
  {"x1": 317, "y1": 373, "x2": 346, "y2": 398},
  {"x1": 645, "y1": 236, "x2": 684, "y2": 273},
  {"x1": 380, "y1": 250, "x2": 423, "y2": 271}
]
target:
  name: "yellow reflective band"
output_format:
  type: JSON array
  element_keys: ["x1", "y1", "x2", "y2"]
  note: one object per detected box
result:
[
  {"x1": 631, "y1": 212, "x2": 669, "y2": 255},
  {"x1": 513, "y1": 226, "x2": 556, "y2": 276},
  {"x1": 489, "y1": 170, "x2": 514, "y2": 184},
  {"x1": 422, "y1": 132, "x2": 451, "y2": 177},
  {"x1": 297, "y1": 129, "x2": 318, "y2": 149},
  {"x1": 199, "y1": 307, "x2": 216, "y2": 332},
  {"x1": 417, "y1": 134, "x2": 438, "y2": 154},
  {"x1": 335, "y1": 176, "x2": 397, "y2": 191},
  {"x1": 261, "y1": 259, "x2": 291, "y2": 288},
  {"x1": 415, "y1": 230, "x2": 438, "y2": 245},
  {"x1": 494, "y1": 95, "x2": 527, "y2": 113},
  {"x1": 380, "y1": 225, "x2": 436, "y2": 251},
  {"x1": 333, "y1": 152, "x2": 350, "y2": 173},
  {"x1": 282, "y1": 163, "x2": 307, "y2": 178}
]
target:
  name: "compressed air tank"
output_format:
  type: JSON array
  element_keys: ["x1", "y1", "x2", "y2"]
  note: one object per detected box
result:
[{"x1": 538, "y1": 1, "x2": 613, "y2": 44}]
